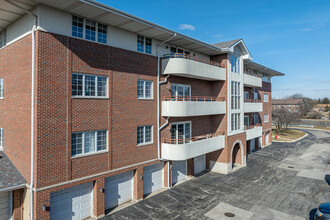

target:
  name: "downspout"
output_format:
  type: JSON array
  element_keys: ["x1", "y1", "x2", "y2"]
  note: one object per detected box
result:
[
  {"x1": 4, "y1": 1, "x2": 38, "y2": 219},
  {"x1": 156, "y1": 33, "x2": 176, "y2": 159}
]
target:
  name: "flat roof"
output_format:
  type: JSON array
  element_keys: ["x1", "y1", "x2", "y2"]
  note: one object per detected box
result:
[{"x1": 244, "y1": 60, "x2": 285, "y2": 76}]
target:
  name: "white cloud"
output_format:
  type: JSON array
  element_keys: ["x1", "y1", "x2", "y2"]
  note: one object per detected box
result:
[
  {"x1": 301, "y1": 28, "x2": 312, "y2": 31},
  {"x1": 214, "y1": 33, "x2": 222, "y2": 38},
  {"x1": 178, "y1": 24, "x2": 196, "y2": 31}
]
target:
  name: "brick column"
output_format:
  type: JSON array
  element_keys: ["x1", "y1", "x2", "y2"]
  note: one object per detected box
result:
[
  {"x1": 93, "y1": 178, "x2": 105, "y2": 218},
  {"x1": 187, "y1": 158, "x2": 194, "y2": 177},
  {"x1": 163, "y1": 161, "x2": 171, "y2": 188},
  {"x1": 133, "y1": 168, "x2": 144, "y2": 200}
]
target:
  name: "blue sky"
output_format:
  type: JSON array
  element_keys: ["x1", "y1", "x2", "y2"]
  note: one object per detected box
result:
[{"x1": 99, "y1": 0, "x2": 330, "y2": 99}]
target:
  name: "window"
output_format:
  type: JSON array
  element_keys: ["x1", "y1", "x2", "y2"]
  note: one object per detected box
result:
[
  {"x1": 262, "y1": 75, "x2": 271, "y2": 83},
  {"x1": 85, "y1": 20, "x2": 96, "y2": 41},
  {"x1": 72, "y1": 16, "x2": 84, "y2": 38},
  {"x1": 137, "y1": 35, "x2": 152, "y2": 54},
  {"x1": 171, "y1": 122, "x2": 191, "y2": 144},
  {"x1": 231, "y1": 113, "x2": 241, "y2": 131},
  {"x1": 171, "y1": 84, "x2": 190, "y2": 100},
  {"x1": 72, "y1": 73, "x2": 108, "y2": 98},
  {"x1": 0, "y1": 28, "x2": 7, "y2": 48},
  {"x1": 264, "y1": 93, "x2": 269, "y2": 102},
  {"x1": 231, "y1": 81, "x2": 241, "y2": 110},
  {"x1": 72, "y1": 15, "x2": 107, "y2": 43},
  {"x1": 244, "y1": 116, "x2": 249, "y2": 128},
  {"x1": 264, "y1": 114, "x2": 269, "y2": 123},
  {"x1": 0, "y1": 78, "x2": 3, "y2": 98},
  {"x1": 0, "y1": 128, "x2": 3, "y2": 149},
  {"x1": 71, "y1": 130, "x2": 107, "y2": 157},
  {"x1": 137, "y1": 125, "x2": 153, "y2": 145},
  {"x1": 137, "y1": 80, "x2": 153, "y2": 99},
  {"x1": 230, "y1": 55, "x2": 240, "y2": 73},
  {"x1": 244, "y1": 91, "x2": 249, "y2": 101}
]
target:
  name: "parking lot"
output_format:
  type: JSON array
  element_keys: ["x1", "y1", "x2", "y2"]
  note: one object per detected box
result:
[{"x1": 103, "y1": 129, "x2": 330, "y2": 220}]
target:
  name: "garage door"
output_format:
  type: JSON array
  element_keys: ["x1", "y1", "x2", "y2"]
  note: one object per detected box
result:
[
  {"x1": 251, "y1": 138, "x2": 255, "y2": 152},
  {"x1": 50, "y1": 182, "x2": 93, "y2": 220},
  {"x1": 143, "y1": 163, "x2": 163, "y2": 195},
  {"x1": 265, "y1": 132, "x2": 269, "y2": 145},
  {"x1": 172, "y1": 160, "x2": 187, "y2": 186},
  {"x1": 105, "y1": 171, "x2": 133, "y2": 210},
  {"x1": 0, "y1": 192, "x2": 10, "y2": 220},
  {"x1": 194, "y1": 155, "x2": 206, "y2": 175}
]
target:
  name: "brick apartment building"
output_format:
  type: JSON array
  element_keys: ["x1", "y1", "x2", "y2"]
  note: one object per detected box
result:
[
  {"x1": 0, "y1": 0, "x2": 284, "y2": 219},
  {"x1": 272, "y1": 99, "x2": 304, "y2": 112}
]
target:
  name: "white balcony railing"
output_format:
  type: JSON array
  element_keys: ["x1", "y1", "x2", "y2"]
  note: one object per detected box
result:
[
  {"x1": 245, "y1": 124, "x2": 262, "y2": 140},
  {"x1": 243, "y1": 73, "x2": 262, "y2": 87},
  {"x1": 244, "y1": 99, "x2": 263, "y2": 113},
  {"x1": 161, "y1": 132, "x2": 225, "y2": 161},
  {"x1": 162, "y1": 53, "x2": 226, "y2": 81},
  {"x1": 162, "y1": 96, "x2": 226, "y2": 117}
]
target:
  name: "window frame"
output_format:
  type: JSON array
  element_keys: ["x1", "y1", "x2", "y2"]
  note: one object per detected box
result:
[
  {"x1": 72, "y1": 73, "x2": 108, "y2": 98},
  {"x1": 231, "y1": 113, "x2": 241, "y2": 131},
  {"x1": 170, "y1": 121, "x2": 192, "y2": 144},
  {"x1": 231, "y1": 81, "x2": 241, "y2": 110},
  {"x1": 0, "y1": 78, "x2": 4, "y2": 99},
  {"x1": 264, "y1": 114, "x2": 269, "y2": 123},
  {"x1": 71, "y1": 130, "x2": 108, "y2": 158},
  {"x1": 137, "y1": 79, "x2": 153, "y2": 100},
  {"x1": 72, "y1": 15, "x2": 108, "y2": 44},
  {"x1": 137, "y1": 125, "x2": 153, "y2": 146}
]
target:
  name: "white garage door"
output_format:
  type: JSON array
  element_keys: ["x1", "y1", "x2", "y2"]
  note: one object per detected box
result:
[
  {"x1": 0, "y1": 192, "x2": 10, "y2": 220},
  {"x1": 194, "y1": 155, "x2": 206, "y2": 175},
  {"x1": 265, "y1": 132, "x2": 269, "y2": 145},
  {"x1": 143, "y1": 163, "x2": 163, "y2": 195},
  {"x1": 105, "y1": 171, "x2": 133, "y2": 210},
  {"x1": 50, "y1": 182, "x2": 93, "y2": 220},
  {"x1": 172, "y1": 160, "x2": 187, "y2": 186}
]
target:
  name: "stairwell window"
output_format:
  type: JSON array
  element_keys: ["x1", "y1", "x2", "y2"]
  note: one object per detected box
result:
[
  {"x1": 231, "y1": 113, "x2": 241, "y2": 131},
  {"x1": 72, "y1": 15, "x2": 107, "y2": 44},
  {"x1": 0, "y1": 78, "x2": 4, "y2": 98},
  {"x1": 231, "y1": 81, "x2": 241, "y2": 109},
  {"x1": 137, "y1": 80, "x2": 153, "y2": 99},
  {"x1": 71, "y1": 130, "x2": 108, "y2": 157},
  {"x1": 264, "y1": 93, "x2": 269, "y2": 102},
  {"x1": 137, "y1": 125, "x2": 153, "y2": 146},
  {"x1": 137, "y1": 35, "x2": 152, "y2": 54},
  {"x1": 72, "y1": 73, "x2": 108, "y2": 98},
  {"x1": 264, "y1": 114, "x2": 269, "y2": 123}
]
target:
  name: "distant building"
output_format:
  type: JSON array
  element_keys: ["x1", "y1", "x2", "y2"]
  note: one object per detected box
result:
[
  {"x1": 314, "y1": 104, "x2": 330, "y2": 113},
  {"x1": 272, "y1": 99, "x2": 304, "y2": 112}
]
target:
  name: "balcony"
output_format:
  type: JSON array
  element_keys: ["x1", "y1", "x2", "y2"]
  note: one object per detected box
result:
[
  {"x1": 161, "y1": 132, "x2": 225, "y2": 161},
  {"x1": 245, "y1": 124, "x2": 262, "y2": 140},
  {"x1": 162, "y1": 53, "x2": 226, "y2": 81},
  {"x1": 243, "y1": 73, "x2": 262, "y2": 87},
  {"x1": 162, "y1": 96, "x2": 226, "y2": 117},
  {"x1": 244, "y1": 99, "x2": 263, "y2": 113}
]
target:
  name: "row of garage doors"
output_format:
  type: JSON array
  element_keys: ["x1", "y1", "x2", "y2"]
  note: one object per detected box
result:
[{"x1": 50, "y1": 156, "x2": 206, "y2": 220}]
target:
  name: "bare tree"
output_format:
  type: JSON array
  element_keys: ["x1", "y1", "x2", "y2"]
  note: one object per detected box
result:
[{"x1": 272, "y1": 108, "x2": 301, "y2": 133}]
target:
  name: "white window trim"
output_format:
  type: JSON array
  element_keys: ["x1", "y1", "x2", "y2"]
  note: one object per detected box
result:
[
  {"x1": 71, "y1": 15, "x2": 108, "y2": 45},
  {"x1": 264, "y1": 93, "x2": 269, "y2": 103},
  {"x1": 264, "y1": 114, "x2": 269, "y2": 123},
  {"x1": 137, "y1": 125, "x2": 153, "y2": 146},
  {"x1": 170, "y1": 121, "x2": 192, "y2": 144},
  {"x1": 137, "y1": 80, "x2": 153, "y2": 100},
  {"x1": 171, "y1": 83, "x2": 191, "y2": 97},
  {"x1": 0, "y1": 128, "x2": 3, "y2": 150},
  {"x1": 137, "y1": 35, "x2": 152, "y2": 55},
  {"x1": 71, "y1": 130, "x2": 108, "y2": 158},
  {"x1": 72, "y1": 73, "x2": 108, "y2": 98}
]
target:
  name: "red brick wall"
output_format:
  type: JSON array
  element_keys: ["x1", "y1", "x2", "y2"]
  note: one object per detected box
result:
[
  {"x1": 34, "y1": 31, "x2": 158, "y2": 188},
  {"x1": 0, "y1": 35, "x2": 32, "y2": 182},
  {"x1": 256, "y1": 82, "x2": 272, "y2": 139}
]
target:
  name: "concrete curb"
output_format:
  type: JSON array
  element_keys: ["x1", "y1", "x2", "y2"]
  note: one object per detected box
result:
[{"x1": 272, "y1": 132, "x2": 308, "y2": 143}]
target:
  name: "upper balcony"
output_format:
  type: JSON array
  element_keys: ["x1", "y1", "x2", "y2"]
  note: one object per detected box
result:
[
  {"x1": 243, "y1": 73, "x2": 262, "y2": 87},
  {"x1": 245, "y1": 124, "x2": 262, "y2": 140},
  {"x1": 161, "y1": 132, "x2": 225, "y2": 161},
  {"x1": 162, "y1": 96, "x2": 226, "y2": 117},
  {"x1": 244, "y1": 99, "x2": 263, "y2": 113},
  {"x1": 161, "y1": 53, "x2": 226, "y2": 81}
]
